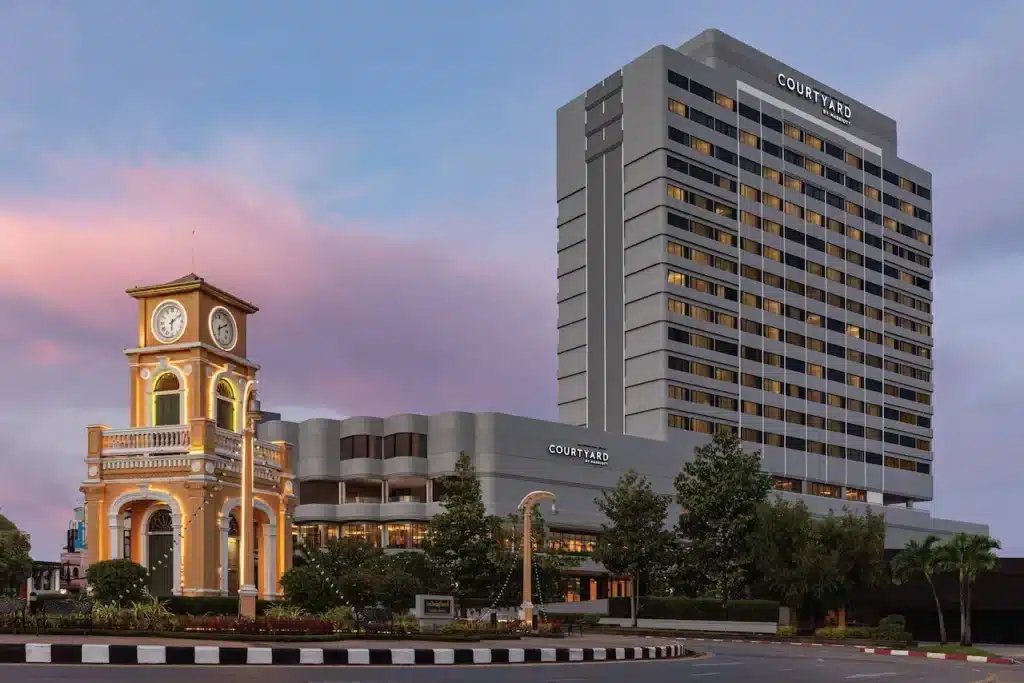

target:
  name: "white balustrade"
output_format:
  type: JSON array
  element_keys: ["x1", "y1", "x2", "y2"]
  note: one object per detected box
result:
[{"x1": 101, "y1": 426, "x2": 190, "y2": 455}]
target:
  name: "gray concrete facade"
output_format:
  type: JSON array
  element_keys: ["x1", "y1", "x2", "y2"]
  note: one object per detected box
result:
[
  {"x1": 557, "y1": 29, "x2": 937, "y2": 509},
  {"x1": 259, "y1": 412, "x2": 986, "y2": 553}
]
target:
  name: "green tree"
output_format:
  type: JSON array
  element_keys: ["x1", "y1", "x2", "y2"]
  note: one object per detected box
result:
[
  {"x1": 891, "y1": 535, "x2": 949, "y2": 644},
  {"x1": 816, "y1": 508, "x2": 888, "y2": 623},
  {"x1": 593, "y1": 470, "x2": 673, "y2": 627},
  {"x1": 0, "y1": 515, "x2": 33, "y2": 596},
  {"x1": 942, "y1": 532, "x2": 1000, "y2": 646},
  {"x1": 746, "y1": 498, "x2": 830, "y2": 620},
  {"x1": 280, "y1": 563, "x2": 343, "y2": 614},
  {"x1": 421, "y1": 452, "x2": 504, "y2": 612},
  {"x1": 368, "y1": 555, "x2": 422, "y2": 614},
  {"x1": 86, "y1": 559, "x2": 150, "y2": 605},
  {"x1": 673, "y1": 430, "x2": 772, "y2": 605}
]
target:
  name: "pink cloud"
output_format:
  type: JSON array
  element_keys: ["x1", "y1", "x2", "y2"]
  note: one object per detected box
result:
[
  {"x1": 0, "y1": 158, "x2": 557, "y2": 556},
  {"x1": 23, "y1": 338, "x2": 74, "y2": 366}
]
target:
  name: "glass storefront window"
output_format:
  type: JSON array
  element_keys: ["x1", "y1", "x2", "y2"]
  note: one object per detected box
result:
[{"x1": 342, "y1": 522, "x2": 381, "y2": 547}]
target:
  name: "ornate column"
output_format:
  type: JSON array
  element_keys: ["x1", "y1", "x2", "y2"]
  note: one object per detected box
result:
[
  {"x1": 518, "y1": 491, "x2": 556, "y2": 625},
  {"x1": 238, "y1": 389, "x2": 259, "y2": 618}
]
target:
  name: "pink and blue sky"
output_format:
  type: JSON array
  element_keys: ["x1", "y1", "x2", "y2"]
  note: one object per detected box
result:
[{"x1": 1, "y1": 1, "x2": 1022, "y2": 558}]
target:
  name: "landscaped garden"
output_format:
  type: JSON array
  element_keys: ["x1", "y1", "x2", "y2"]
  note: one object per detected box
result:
[{"x1": 0, "y1": 439, "x2": 1004, "y2": 649}]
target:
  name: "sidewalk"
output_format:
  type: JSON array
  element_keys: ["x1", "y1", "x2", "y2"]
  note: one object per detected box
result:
[{"x1": 919, "y1": 642, "x2": 1024, "y2": 659}]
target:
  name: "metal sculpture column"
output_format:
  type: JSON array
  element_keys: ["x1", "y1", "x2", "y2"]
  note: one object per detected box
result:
[
  {"x1": 238, "y1": 390, "x2": 260, "y2": 618},
  {"x1": 518, "y1": 490, "x2": 555, "y2": 626}
]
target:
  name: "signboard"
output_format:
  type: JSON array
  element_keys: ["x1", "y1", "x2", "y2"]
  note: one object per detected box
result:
[
  {"x1": 422, "y1": 598, "x2": 453, "y2": 616},
  {"x1": 548, "y1": 444, "x2": 609, "y2": 466},
  {"x1": 776, "y1": 73, "x2": 852, "y2": 126},
  {"x1": 415, "y1": 594, "x2": 455, "y2": 623}
]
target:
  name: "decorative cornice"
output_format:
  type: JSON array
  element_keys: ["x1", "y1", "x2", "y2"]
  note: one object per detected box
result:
[
  {"x1": 122, "y1": 342, "x2": 260, "y2": 370},
  {"x1": 126, "y1": 276, "x2": 259, "y2": 314}
]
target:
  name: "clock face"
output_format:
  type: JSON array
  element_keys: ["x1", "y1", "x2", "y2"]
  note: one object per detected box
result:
[
  {"x1": 152, "y1": 301, "x2": 186, "y2": 343},
  {"x1": 209, "y1": 307, "x2": 237, "y2": 350}
]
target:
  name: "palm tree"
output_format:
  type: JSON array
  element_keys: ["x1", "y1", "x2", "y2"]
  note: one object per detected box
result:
[
  {"x1": 891, "y1": 535, "x2": 948, "y2": 643},
  {"x1": 942, "y1": 532, "x2": 1000, "y2": 646}
]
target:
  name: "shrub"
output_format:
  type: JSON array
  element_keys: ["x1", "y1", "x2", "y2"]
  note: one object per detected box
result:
[
  {"x1": 583, "y1": 613, "x2": 602, "y2": 627},
  {"x1": 175, "y1": 615, "x2": 333, "y2": 635},
  {"x1": 161, "y1": 596, "x2": 273, "y2": 616},
  {"x1": 607, "y1": 597, "x2": 779, "y2": 622},
  {"x1": 265, "y1": 603, "x2": 307, "y2": 618},
  {"x1": 776, "y1": 625, "x2": 796, "y2": 637},
  {"x1": 814, "y1": 626, "x2": 847, "y2": 639},
  {"x1": 86, "y1": 560, "x2": 149, "y2": 605},
  {"x1": 874, "y1": 614, "x2": 912, "y2": 644},
  {"x1": 320, "y1": 606, "x2": 354, "y2": 631},
  {"x1": 280, "y1": 564, "x2": 342, "y2": 615}
]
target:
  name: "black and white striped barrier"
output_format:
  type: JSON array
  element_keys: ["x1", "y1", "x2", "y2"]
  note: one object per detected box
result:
[{"x1": 0, "y1": 643, "x2": 688, "y2": 666}]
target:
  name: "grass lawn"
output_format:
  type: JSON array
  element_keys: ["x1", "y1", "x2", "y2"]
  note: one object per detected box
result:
[{"x1": 917, "y1": 643, "x2": 1002, "y2": 658}]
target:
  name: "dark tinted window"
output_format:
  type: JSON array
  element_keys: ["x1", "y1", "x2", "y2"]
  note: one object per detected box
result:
[{"x1": 667, "y1": 70, "x2": 688, "y2": 89}]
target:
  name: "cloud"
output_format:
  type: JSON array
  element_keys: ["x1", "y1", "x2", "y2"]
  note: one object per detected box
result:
[{"x1": 0, "y1": 147, "x2": 555, "y2": 558}]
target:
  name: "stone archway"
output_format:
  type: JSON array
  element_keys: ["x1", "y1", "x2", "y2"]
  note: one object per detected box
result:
[
  {"x1": 219, "y1": 497, "x2": 278, "y2": 599},
  {"x1": 107, "y1": 486, "x2": 183, "y2": 596}
]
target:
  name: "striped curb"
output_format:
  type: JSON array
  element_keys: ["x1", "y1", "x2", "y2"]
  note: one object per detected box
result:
[
  {"x1": 685, "y1": 637, "x2": 848, "y2": 648},
  {"x1": 0, "y1": 643, "x2": 688, "y2": 666},
  {"x1": 857, "y1": 646, "x2": 1017, "y2": 665}
]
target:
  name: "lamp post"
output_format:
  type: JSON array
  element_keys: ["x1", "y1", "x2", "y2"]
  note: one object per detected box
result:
[
  {"x1": 518, "y1": 490, "x2": 556, "y2": 626},
  {"x1": 238, "y1": 390, "x2": 260, "y2": 618}
]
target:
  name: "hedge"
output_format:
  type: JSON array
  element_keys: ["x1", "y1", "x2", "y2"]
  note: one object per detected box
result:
[
  {"x1": 29, "y1": 595, "x2": 276, "y2": 616},
  {"x1": 607, "y1": 597, "x2": 779, "y2": 622}
]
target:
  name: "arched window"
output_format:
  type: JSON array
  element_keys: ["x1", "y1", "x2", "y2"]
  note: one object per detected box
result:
[
  {"x1": 153, "y1": 373, "x2": 182, "y2": 426},
  {"x1": 148, "y1": 509, "x2": 174, "y2": 533},
  {"x1": 215, "y1": 380, "x2": 236, "y2": 431}
]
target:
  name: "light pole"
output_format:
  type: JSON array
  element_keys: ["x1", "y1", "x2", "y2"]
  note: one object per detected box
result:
[
  {"x1": 518, "y1": 490, "x2": 555, "y2": 626},
  {"x1": 238, "y1": 389, "x2": 260, "y2": 618}
]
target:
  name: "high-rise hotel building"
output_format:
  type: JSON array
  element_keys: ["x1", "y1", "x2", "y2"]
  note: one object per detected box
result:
[{"x1": 556, "y1": 29, "x2": 934, "y2": 506}]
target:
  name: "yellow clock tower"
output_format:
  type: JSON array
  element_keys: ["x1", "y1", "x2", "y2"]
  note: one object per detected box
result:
[{"x1": 81, "y1": 274, "x2": 296, "y2": 599}]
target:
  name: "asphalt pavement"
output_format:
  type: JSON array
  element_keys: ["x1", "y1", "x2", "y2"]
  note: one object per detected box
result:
[{"x1": 0, "y1": 639, "x2": 1019, "y2": 682}]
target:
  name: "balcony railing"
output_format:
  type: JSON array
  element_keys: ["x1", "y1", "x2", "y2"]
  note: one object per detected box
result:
[{"x1": 99, "y1": 425, "x2": 283, "y2": 469}]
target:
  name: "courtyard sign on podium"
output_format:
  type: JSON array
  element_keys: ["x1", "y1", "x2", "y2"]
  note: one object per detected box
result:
[
  {"x1": 548, "y1": 444, "x2": 610, "y2": 466},
  {"x1": 777, "y1": 73, "x2": 852, "y2": 126}
]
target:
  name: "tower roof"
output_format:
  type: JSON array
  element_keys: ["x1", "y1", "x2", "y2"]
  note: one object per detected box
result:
[{"x1": 126, "y1": 273, "x2": 259, "y2": 314}]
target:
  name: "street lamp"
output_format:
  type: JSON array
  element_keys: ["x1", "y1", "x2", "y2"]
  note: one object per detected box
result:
[
  {"x1": 238, "y1": 389, "x2": 260, "y2": 618},
  {"x1": 518, "y1": 490, "x2": 556, "y2": 626}
]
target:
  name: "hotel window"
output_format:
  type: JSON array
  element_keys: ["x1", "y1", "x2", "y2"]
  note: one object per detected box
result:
[
  {"x1": 691, "y1": 418, "x2": 714, "y2": 434},
  {"x1": 667, "y1": 185, "x2": 684, "y2": 201},
  {"x1": 807, "y1": 210, "x2": 823, "y2": 226},
  {"x1": 784, "y1": 123, "x2": 803, "y2": 141},
  {"x1": 900, "y1": 177, "x2": 916, "y2": 193},
  {"x1": 763, "y1": 166, "x2": 782, "y2": 184},
  {"x1": 343, "y1": 522, "x2": 381, "y2": 548},
  {"x1": 900, "y1": 200, "x2": 915, "y2": 215},
  {"x1": 804, "y1": 133, "x2": 823, "y2": 151},
  {"x1": 784, "y1": 175, "x2": 803, "y2": 192},
  {"x1": 668, "y1": 298, "x2": 687, "y2": 315},
  {"x1": 784, "y1": 202, "x2": 803, "y2": 219},
  {"x1": 764, "y1": 379, "x2": 783, "y2": 394},
  {"x1": 715, "y1": 92, "x2": 735, "y2": 111},
  {"x1": 804, "y1": 159, "x2": 823, "y2": 176},
  {"x1": 740, "y1": 184, "x2": 760, "y2": 202},
  {"x1": 763, "y1": 405, "x2": 783, "y2": 420},
  {"x1": 806, "y1": 415, "x2": 825, "y2": 430},
  {"x1": 764, "y1": 433, "x2": 784, "y2": 447},
  {"x1": 341, "y1": 434, "x2": 382, "y2": 460},
  {"x1": 739, "y1": 130, "x2": 759, "y2": 148},
  {"x1": 865, "y1": 185, "x2": 880, "y2": 201},
  {"x1": 773, "y1": 477, "x2": 801, "y2": 492},
  {"x1": 667, "y1": 270, "x2": 685, "y2": 286},
  {"x1": 668, "y1": 414, "x2": 687, "y2": 430},
  {"x1": 763, "y1": 193, "x2": 782, "y2": 210},
  {"x1": 383, "y1": 433, "x2": 428, "y2": 459},
  {"x1": 299, "y1": 480, "x2": 339, "y2": 505},
  {"x1": 846, "y1": 201, "x2": 862, "y2": 217},
  {"x1": 668, "y1": 98, "x2": 687, "y2": 116},
  {"x1": 845, "y1": 487, "x2": 867, "y2": 502},
  {"x1": 691, "y1": 137, "x2": 713, "y2": 155},
  {"x1": 763, "y1": 219, "x2": 782, "y2": 235},
  {"x1": 845, "y1": 152, "x2": 862, "y2": 169},
  {"x1": 808, "y1": 482, "x2": 841, "y2": 498}
]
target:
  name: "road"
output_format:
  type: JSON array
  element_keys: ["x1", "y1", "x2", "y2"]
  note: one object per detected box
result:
[{"x1": 0, "y1": 639, "x2": 1018, "y2": 682}]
